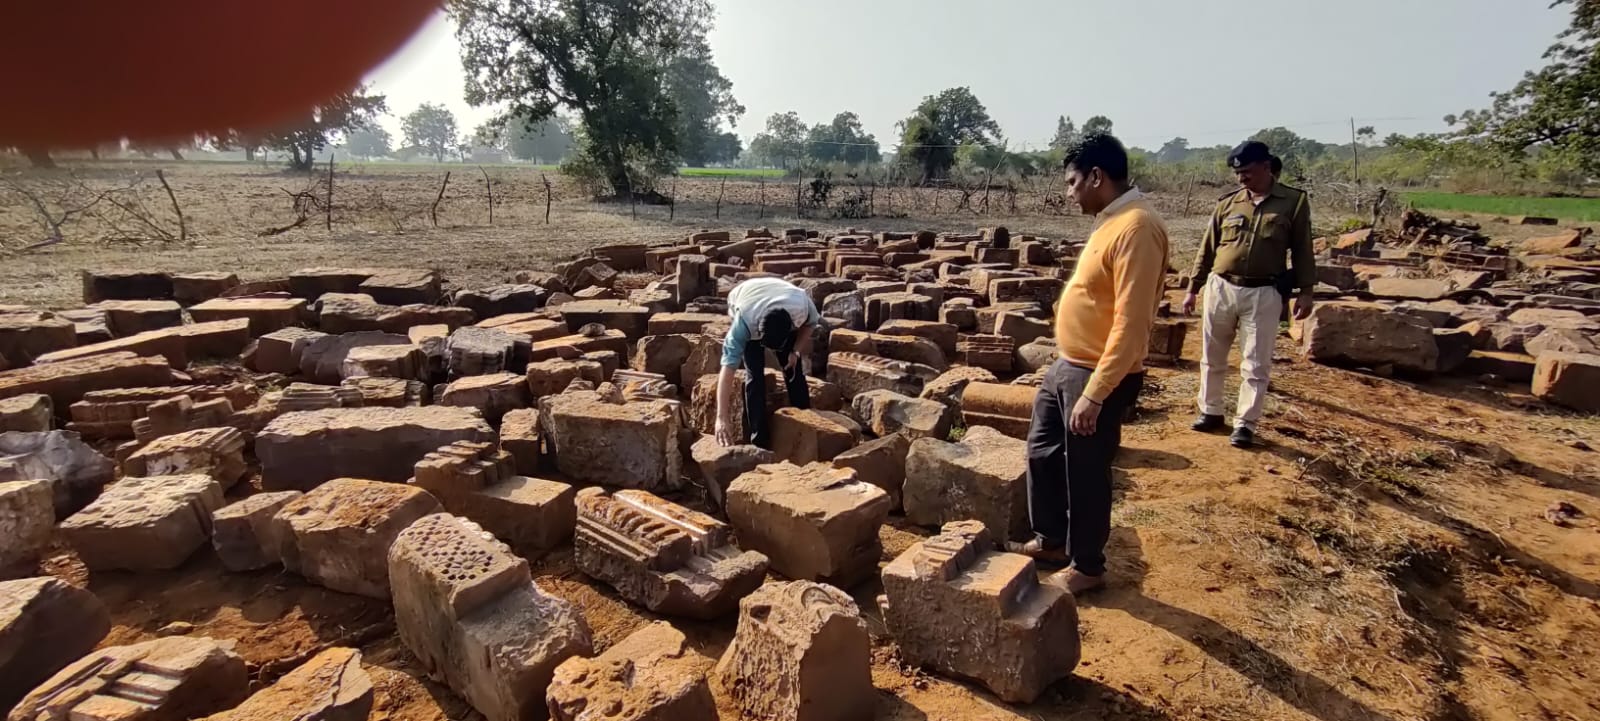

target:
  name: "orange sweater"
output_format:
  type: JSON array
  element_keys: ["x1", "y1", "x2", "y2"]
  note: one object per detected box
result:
[{"x1": 1055, "y1": 195, "x2": 1170, "y2": 402}]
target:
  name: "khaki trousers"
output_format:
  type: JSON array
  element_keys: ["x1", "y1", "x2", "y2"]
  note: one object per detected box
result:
[{"x1": 1198, "y1": 274, "x2": 1282, "y2": 430}]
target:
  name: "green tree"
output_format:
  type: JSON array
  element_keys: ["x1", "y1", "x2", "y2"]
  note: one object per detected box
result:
[
  {"x1": 664, "y1": 37, "x2": 744, "y2": 167},
  {"x1": 897, "y1": 87, "x2": 1002, "y2": 182},
  {"x1": 749, "y1": 111, "x2": 808, "y2": 168},
  {"x1": 262, "y1": 88, "x2": 388, "y2": 171},
  {"x1": 1156, "y1": 136, "x2": 1190, "y2": 163},
  {"x1": 344, "y1": 125, "x2": 392, "y2": 158},
  {"x1": 1050, "y1": 115, "x2": 1079, "y2": 150},
  {"x1": 804, "y1": 112, "x2": 881, "y2": 165},
  {"x1": 505, "y1": 115, "x2": 576, "y2": 163},
  {"x1": 1082, "y1": 115, "x2": 1114, "y2": 137},
  {"x1": 1450, "y1": 0, "x2": 1600, "y2": 174},
  {"x1": 703, "y1": 131, "x2": 742, "y2": 165},
  {"x1": 402, "y1": 103, "x2": 459, "y2": 162},
  {"x1": 1250, "y1": 126, "x2": 1326, "y2": 174},
  {"x1": 450, "y1": 0, "x2": 714, "y2": 196}
]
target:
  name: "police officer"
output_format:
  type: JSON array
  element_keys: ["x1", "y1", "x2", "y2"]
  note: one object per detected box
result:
[{"x1": 1181, "y1": 141, "x2": 1315, "y2": 448}]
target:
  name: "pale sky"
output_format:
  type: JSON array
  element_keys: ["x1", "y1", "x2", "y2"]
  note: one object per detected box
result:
[{"x1": 367, "y1": 0, "x2": 1571, "y2": 152}]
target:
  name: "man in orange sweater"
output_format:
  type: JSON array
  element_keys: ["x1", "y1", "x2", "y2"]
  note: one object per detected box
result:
[{"x1": 1012, "y1": 133, "x2": 1170, "y2": 594}]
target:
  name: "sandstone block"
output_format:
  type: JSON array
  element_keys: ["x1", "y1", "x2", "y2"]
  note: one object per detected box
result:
[
  {"x1": 0, "y1": 480, "x2": 53, "y2": 571},
  {"x1": 989, "y1": 276, "x2": 1063, "y2": 307},
  {"x1": 9, "y1": 636, "x2": 247, "y2": 721},
  {"x1": 1520, "y1": 230, "x2": 1583, "y2": 255},
  {"x1": 832, "y1": 432, "x2": 911, "y2": 510},
  {"x1": 957, "y1": 333, "x2": 1016, "y2": 373},
  {"x1": 499, "y1": 408, "x2": 542, "y2": 475},
  {"x1": 646, "y1": 312, "x2": 724, "y2": 336},
  {"x1": 360, "y1": 269, "x2": 442, "y2": 306},
  {"x1": 390, "y1": 513, "x2": 592, "y2": 721},
  {"x1": 880, "y1": 520, "x2": 1079, "y2": 703},
  {"x1": 851, "y1": 389, "x2": 952, "y2": 440},
  {"x1": 541, "y1": 393, "x2": 682, "y2": 491},
  {"x1": 560, "y1": 300, "x2": 651, "y2": 341},
  {"x1": 257, "y1": 407, "x2": 492, "y2": 491},
  {"x1": 457, "y1": 284, "x2": 550, "y2": 319},
  {"x1": 919, "y1": 366, "x2": 998, "y2": 409},
  {"x1": 412, "y1": 441, "x2": 576, "y2": 554},
  {"x1": 526, "y1": 358, "x2": 605, "y2": 399},
  {"x1": 0, "y1": 577, "x2": 111, "y2": 712},
  {"x1": 1466, "y1": 350, "x2": 1537, "y2": 382},
  {"x1": 59, "y1": 474, "x2": 223, "y2": 571},
  {"x1": 198, "y1": 648, "x2": 371, "y2": 721},
  {"x1": 770, "y1": 407, "x2": 858, "y2": 464},
  {"x1": 1526, "y1": 327, "x2": 1600, "y2": 357},
  {"x1": 274, "y1": 478, "x2": 441, "y2": 598},
  {"x1": 715, "y1": 581, "x2": 874, "y2": 721},
  {"x1": 211, "y1": 491, "x2": 300, "y2": 572},
  {"x1": 592, "y1": 243, "x2": 649, "y2": 271},
  {"x1": 190, "y1": 297, "x2": 306, "y2": 336},
  {"x1": 82, "y1": 270, "x2": 173, "y2": 303},
  {"x1": 1366, "y1": 277, "x2": 1453, "y2": 301},
  {"x1": 689, "y1": 435, "x2": 772, "y2": 509},
  {"x1": 122, "y1": 427, "x2": 246, "y2": 489},
  {"x1": 439, "y1": 372, "x2": 529, "y2": 426},
  {"x1": 0, "y1": 312, "x2": 76, "y2": 366},
  {"x1": 35, "y1": 319, "x2": 251, "y2": 369},
  {"x1": 56, "y1": 308, "x2": 112, "y2": 345},
  {"x1": 960, "y1": 382, "x2": 1036, "y2": 439},
  {"x1": 342, "y1": 376, "x2": 427, "y2": 407},
  {"x1": 289, "y1": 268, "x2": 377, "y2": 299},
  {"x1": 547, "y1": 622, "x2": 716, "y2": 721},
  {"x1": 995, "y1": 312, "x2": 1051, "y2": 348},
  {"x1": 171, "y1": 272, "x2": 239, "y2": 306},
  {"x1": 574, "y1": 488, "x2": 768, "y2": 619},
  {"x1": 727, "y1": 462, "x2": 890, "y2": 586},
  {"x1": 904, "y1": 426, "x2": 1029, "y2": 540},
  {"x1": 865, "y1": 292, "x2": 937, "y2": 329},
  {"x1": 0, "y1": 430, "x2": 114, "y2": 516},
  {"x1": 529, "y1": 330, "x2": 628, "y2": 363},
  {"x1": 0, "y1": 393, "x2": 50, "y2": 433},
  {"x1": 1434, "y1": 328, "x2": 1475, "y2": 374},
  {"x1": 1533, "y1": 352, "x2": 1600, "y2": 412},
  {"x1": 1302, "y1": 301, "x2": 1439, "y2": 374},
  {"x1": 825, "y1": 351, "x2": 938, "y2": 400},
  {"x1": 246, "y1": 327, "x2": 326, "y2": 375},
  {"x1": 132, "y1": 395, "x2": 238, "y2": 445}
]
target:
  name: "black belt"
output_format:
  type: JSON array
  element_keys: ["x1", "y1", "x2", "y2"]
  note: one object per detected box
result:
[{"x1": 1219, "y1": 273, "x2": 1277, "y2": 289}]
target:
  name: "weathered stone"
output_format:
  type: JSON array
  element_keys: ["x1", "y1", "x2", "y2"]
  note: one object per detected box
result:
[
  {"x1": 727, "y1": 462, "x2": 889, "y2": 586},
  {"x1": 448, "y1": 326, "x2": 530, "y2": 378},
  {"x1": 880, "y1": 520, "x2": 1079, "y2": 703},
  {"x1": 0, "y1": 430, "x2": 114, "y2": 517},
  {"x1": 646, "y1": 312, "x2": 724, "y2": 336},
  {"x1": 60, "y1": 474, "x2": 223, "y2": 571},
  {"x1": 1301, "y1": 301, "x2": 1439, "y2": 374},
  {"x1": 171, "y1": 272, "x2": 240, "y2": 306},
  {"x1": 526, "y1": 358, "x2": 605, "y2": 399},
  {"x1": 273, "y1": 478, "x2": 441, "y2": 598},
  {"x1": 1486, "y1": 323, "x2": 1543, "y2": 354},
  {"x1": 1521, "y1": 229, "x2": 1583, "y2": 255},
  {"x1": 0, "y1": 312, "x2": 76, "y2": 366},
  {"x1": 0, "y1": 577, "x2": 111, "y2": 712},
  {"x1": 412, "y1": 441, "x2": 576, "y2": 554},
  {"x1": 390, "y1": 513, "x2": 592, "y2": 721},
  {"x1": 0, "y1": 480, "x2": 53, "y2": 571},
  {"x1": 547, "y1": 622, "x2": 716, "y2": 721},
  {"x1": 190, "y1": 297, "x2": 306, "y2": 336},
  {"x1": 865, "y1": 292, "x2": 937, "y2": 330},
  {"x1": 994, "y1": 312, "x2": 1050, "y2": 349},
  {"x1": 574, "y1": 488, "x2": 768, "y2": 619},
  {"x1": 989, "y1": 277, "x2": 1063, "y2": 307},
  {"x1": 456, "y1": 284, "x2": 550, "y2": 319},
  {"x1": 500, "y1": 409, "x2": 541, "y2": 475},
  {"x1": 1147, "y1": 318, "x2": 1189, "y2": 364},
  {"x1": 1015, "y1": 338, "x2": 1059, "y2": 372},
  {"x1": 821, "y1": 290, "x2": 866, "y2": 331},
  {"x1": 919, "y1": 366, "x2": 998, "y2": 410},
  {"x1": 851, "y1": 389, "x2": 952, "y2": 440},
  {"x1": 1434, "y1": 328, "x2": 1475, "y2": 374},
  {"x1": 1509, "y1": 306, "x2": 1599, "y2": 331},
  {"x1": 974, "y1": 302, "x2": 1045, "y2": 334},
  {"x1": 559, "y1": 300, "x2": 651, "y2": 341},
  {"x1": 257, "y1": 407, "x2": 493, "y2": 491},
  {"x1": 342, "y1": 376, "x2": 428, "y2": 407},
  {"x1": 1366, "y1": 277, "x2": 1453, "y2": 301},
  {"x1": 97, "y1": 300, "x2": 184, "y2": 337},
  {"x1": 513, "y1": 270, "x2": 570, "y2": 294},
  {"x1": 56, "y1": 308, "x2": 112, "y2": 345},
  {"x1": 630, "y1": 334, "x2": 694, "y2": 389},
  {"x1": 1533, "y1": 352, "x2": 1600, "y2": 412},
  {"x1": 199, "y1": 648, "x2": 372, "y2": 721},
  {"x1": 770, "y1": 408, "x2": 858, "y2": 464},
  {"x1": 341, "y1": 343, "x2": 425, "y2": 380},
  {"x1": 592, "y1": 243, "x2": 649, "y2": 272},
  {"x1": 528, "y1": 330, "x2": 629, "y2": 363},
  {"x1": 541, "y1": 393, "x2": 682, "y2": 491},
  {"x1": 9, "y1": 636, "x2": 247, "y2": 721},
  {"x1": 211, "y1": 491, "x2": 300, "y2": 572},
  {"x1": 82, "y1": 270, "x2": 173, "y2": 303},
  {"x1": 689, "y1": 435, "x2": 772, "y2": 509},
  {"x1": 248, "y1": 327, "x2": 328, "y2": 375},
  {"x1": 715, "y1": 581, "x2": 874, "y2": 721},
  {"x1": 439, "y1": 372, "x2": 529, "y2": 425},
  {"x1": 904, "y1": 426, "x2": 1029, "y2": 540},
  {"x1": 832, "y1": 432, "x2": 910, "y2": 510},
  {"x1": 123, "y1": 427, "x2": 246, "y2": 489},
  {"x1": 559, "y1": 258, "x2": 619, "y2": 292},
  {"x1": 1466, "y1": 350, "x2": 1538, "y2": 382},
  {"x1": 319, "y1": 297, "x2": 474, "y2": 335},
  {"x1": 0, "y1": 394, "x2": 50, "y2": 433},
  {"x1": 132, "y1": 395, "x2": 238, "y2": 445},
  {"x1": 476, "y1": 313, "x2": 569, "y2": 342},
  {"x1": 360, "y1": 269, "x2": 442, "y2": 306},
  {"x1": 289, "y1": 268, "x2": 378, "y2": 299},
  {"x1": 1526, "y1": 327, "x2": 1600, "y2": 357},
  {"x1": 960, "y1": 382, "x2": 1034, "y2": 440},
  {"x1": 35, "y1": 319, "x2": 251, "y2": 368},
  {"x1": 825, "y1": 351, "x2": 938, "y2": 400}
]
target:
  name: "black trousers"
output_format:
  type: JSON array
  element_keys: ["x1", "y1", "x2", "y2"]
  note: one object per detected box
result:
[
  {"x1": 1024, "y1": 359, "x2": 1144, "y2": 576},
  {"x1": 743, "y1": 341, "x2": 810, "y2": 448}
]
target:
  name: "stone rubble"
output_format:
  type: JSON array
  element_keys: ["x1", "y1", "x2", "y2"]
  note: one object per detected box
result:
[
  {"x1": 0, "y1": 576, "x2": 112, "y2": 713},
  {"x1": 8, "y1": 635, "x2": 248, "y2": 721},
  {"x1": 546, "y1": 622, "x2": 717, "y2": 721},
  {"x1": 715, "y1": 581, "x2": 875, "y2": 721}
]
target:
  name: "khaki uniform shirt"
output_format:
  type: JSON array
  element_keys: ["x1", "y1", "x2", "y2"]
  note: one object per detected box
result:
[{"x1": 1189, "y1": 182, "x2": 1315, "y2": 292}]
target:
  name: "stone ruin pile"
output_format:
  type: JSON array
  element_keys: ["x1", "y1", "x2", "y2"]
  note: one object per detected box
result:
[
  {"x1": 0, "y1": 219, "x2": 1594, "y2": 720},
  {"x1": 1291, "y1": 214, "x2": 1600, "y2": 409}
]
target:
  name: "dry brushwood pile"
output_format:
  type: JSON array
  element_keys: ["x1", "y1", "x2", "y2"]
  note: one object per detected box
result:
[{"x1": 0, "y1": 222, "x2": 1597, "y2": 721}]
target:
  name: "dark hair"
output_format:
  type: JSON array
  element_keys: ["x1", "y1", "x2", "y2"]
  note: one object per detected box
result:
[
  {"x1": 1269, "y1": 154, "x2": 1283, "y2": 176},
  {"x1": 1061, "y1": 132, "x2": 1130, "y2": 182},
  {"x1": 759, "y1": 309, "x2": 794, "y2": 351}
]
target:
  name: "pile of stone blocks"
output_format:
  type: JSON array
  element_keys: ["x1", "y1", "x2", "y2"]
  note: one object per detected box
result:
[
  {"x1": 574, "y1": 488, "x2": 768, "y2": 619},
  {"x1": 390, "y1": 513, "x2": 592, "y2": 721},
  {"x1": 412, "y1": 440, "x2": 576, "y2": 555},
  {"x1": 880, "y1": 520, "x2": 1080, "y2": 703}
]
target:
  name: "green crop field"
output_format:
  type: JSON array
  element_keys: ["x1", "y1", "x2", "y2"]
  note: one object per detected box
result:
[
  {"x1": 678, "y1": 167, "x2": 786, "y2": 178},
  {"x1": 1404, "y1": 191, "x2": 1600, "y2": 222}
]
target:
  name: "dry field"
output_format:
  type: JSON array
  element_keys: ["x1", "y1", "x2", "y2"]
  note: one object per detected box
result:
[{"x1": 8, "y1": 161, "x2": 1600, "y2": 721}]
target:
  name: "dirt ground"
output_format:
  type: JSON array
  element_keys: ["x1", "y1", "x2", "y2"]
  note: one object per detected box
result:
[{"x1": 10, "y1": 162, "x2": 1600, "y2": 721}]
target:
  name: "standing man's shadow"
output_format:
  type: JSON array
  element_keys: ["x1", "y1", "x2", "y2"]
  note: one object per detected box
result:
[{"x1": 1083, "y1": 527, "x2": 1401, "y2": 721}]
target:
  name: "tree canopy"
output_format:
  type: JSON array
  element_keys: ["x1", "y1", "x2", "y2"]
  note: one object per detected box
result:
[
  {"x1": 748, "y1": 111, "x2": 808, "y2": 169},
  {"x1": 1050, "y1": 116, "x2": 1079, "y2": 150},
  {"x1": 898, "y1": 87, "x2": 1001, "y2": 182},
  {"x1": 261, "y1": 88, "x2": 388, "y2": 171},
  {"x1": 344, "y1": 125, "x2": 393, "y2": 158},
  {"x1": 402, "y1": 103, "x2": 459, "y2": 162},
  {"x1": 664, "y1": 37, "x2": 744, "y2": 166},
  {"x1": 449, "y1": 0, "x2": 722, "y2": 196},
  {"x1": 805, "y1": 112, "x2": 881, "y2": 165},
  {"x1": 504, "y1": 115, "x2": 576, "y2": 163}
]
